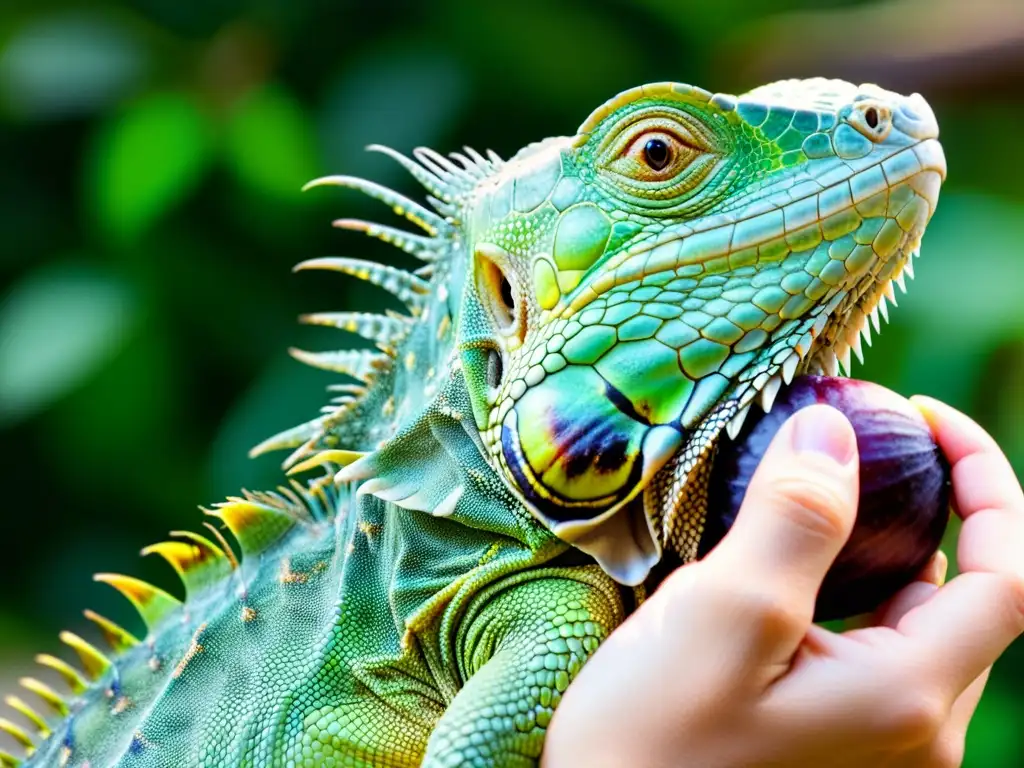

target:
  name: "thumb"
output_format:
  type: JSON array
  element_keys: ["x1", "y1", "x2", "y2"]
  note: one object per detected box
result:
[{"x1": 708, "y1": 404, "x2": 859, "y2": 653}]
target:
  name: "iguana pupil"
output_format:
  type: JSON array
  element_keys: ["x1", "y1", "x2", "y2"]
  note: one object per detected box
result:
[{"x1": 643, "y1": 137, "x2": 671, "y2": 170}]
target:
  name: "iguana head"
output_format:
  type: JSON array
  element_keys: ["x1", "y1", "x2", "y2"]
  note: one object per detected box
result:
[
  {"x1": 456, "y1": 80, "x2": 945, "y2": 583},
  {"x1": 264, "y1": 78, "x2": 944, "y2": 587}
]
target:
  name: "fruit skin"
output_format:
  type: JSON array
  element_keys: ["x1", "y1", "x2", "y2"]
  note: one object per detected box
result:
[{"x1": 702, "y1": 376, "x2": 952, "y2": 621}]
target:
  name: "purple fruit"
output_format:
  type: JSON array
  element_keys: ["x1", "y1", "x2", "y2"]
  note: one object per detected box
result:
[{"x1": 703, "y1": 376, "x2": 951, "y2": 621}]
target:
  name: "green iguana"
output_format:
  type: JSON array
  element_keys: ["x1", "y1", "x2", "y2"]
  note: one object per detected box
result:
[{"x1": 0, "y1": 78, "x2": 945, "y2": 767}]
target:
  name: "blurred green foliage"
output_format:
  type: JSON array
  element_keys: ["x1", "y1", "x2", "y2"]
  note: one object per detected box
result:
[{"x1": 1, "y1": 0, "x2": 1023, "y2": 763}]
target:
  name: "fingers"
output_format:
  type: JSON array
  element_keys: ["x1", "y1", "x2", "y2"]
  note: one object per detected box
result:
[
  {"x1": 707, "y1": 405, "x2": 859, "y2": 658},
  {"x1": 913, "y1": 396, "x2": 1024, "y2": 575},
  {"x1": 898, "y1": 571, "x2": 1024, "y2": 696},
  {"x1": 895, "y1": 398, "x2": 1024, "y2": 694}
]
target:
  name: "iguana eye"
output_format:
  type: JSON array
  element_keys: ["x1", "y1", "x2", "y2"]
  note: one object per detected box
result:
[{"x1": 605, "y1": 127, "x2": 701, "y2": 184}]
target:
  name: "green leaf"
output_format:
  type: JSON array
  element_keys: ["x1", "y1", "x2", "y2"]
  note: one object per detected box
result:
[
  {"x1": 88, "y1": 92, "x2": 214, "y2": 243},
  {"x1": 0, "y1": 263, "x2": 135, "y2": 425},
  {"x1": 224, "y1": 84, "x2": 319, "y2": 200},
  {"x1": 0, "y1": 12, "x2": 148, "y2": 120}
]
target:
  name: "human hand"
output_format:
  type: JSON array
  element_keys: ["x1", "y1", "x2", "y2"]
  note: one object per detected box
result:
[{"x1": 542, "y1": 398, "x2": 1024, "y2": 767}]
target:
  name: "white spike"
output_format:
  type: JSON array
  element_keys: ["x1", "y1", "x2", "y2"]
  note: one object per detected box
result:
[
  {"x1": 760, "y1": 376, "x2": 782, "y2": 413},
  {"x1": 878, "y1": 296, "x2": 890, "y2": 323},
  {"x1": 884, "y1": 282, "x2": 898, "y2": 305},
  {"x1": 354, "y1": 477, "x2": 389, "y2": 498},
  {"x1": 822, "y1": 351, "x2": 839, "y2": 377},
  {"x1": 302, "y1": 174, "x2": 446, "y2": 235},
  {"x1": 335, "y1": 455, "x2": 377, "y2": 484},
  {"x1": 413, "y1": 147, "x2": 463, "y2": 183},
  {"x1": 904, "y1": 259, "x2": 915, "y2": 279},
  {"x1": 726, "y1": 405, "x2": 750, "y2": 440},
  {"x1": 895, "y1": 272, "x2": 908, "y2": 293},
  {"x1": 869, "y1": 305, "x2": 882, "y2": 334},
  {"x1": 463, "y1": 146, "x2": 489, "y2": 166},
  {"x1": 327, "y1": 383, "x2": 369, "y2": 396},
  {"x1": 850, "y1": 331, "x2": 864, "y2": 365},
  {"x1": 861, "y1": 319, "x2": 872, "y2": 347},
  {"x1": 294, "y1": 257, "x2": 429, "y2": 313},
  {"x1": 366, "y1": 144, "x2": 450, "y2": 201},
  {"x1": 837, "y1": 345, "x2": 852, "y2": 376},
  {"x1": 360, "y1": 478, "x2": 416, "y2": 503},
  {"x1": 249, "y1": 417, "x2": 325, "y2": 458},
  {"x1": 782, "y1": 353, "x2": 800, "y2": 385},
  {"x1": 433, "y1": 486, "x2": 464, "y2": 518},
  {"x1": 331, "y1": 218, "x2": 442, "y2": 262}
]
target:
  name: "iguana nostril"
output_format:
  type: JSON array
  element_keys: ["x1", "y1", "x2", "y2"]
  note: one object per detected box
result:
[
  {"x1": 475, "y1": 245, "x2": 518, "y2": 333},
  {"x1": 499, "y1": 275, "x2": 514, "y2": 313},
  {"x1": 846, "y1": 101, "x2": 892, "y2": 143}
]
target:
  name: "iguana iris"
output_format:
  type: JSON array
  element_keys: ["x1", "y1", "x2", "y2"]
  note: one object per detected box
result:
[{"x1": 1, "y1": 78, "x2": 945, "y2": 767}]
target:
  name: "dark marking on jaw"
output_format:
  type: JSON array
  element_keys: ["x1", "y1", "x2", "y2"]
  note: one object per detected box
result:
[
  {"x1": 543, "y1": 375, "x2": 648, "y2": 479},
  {"x1": 601, "y1": 376, "x2": 650, "y2": 426},
  {"x1": 558, "y1": 419, "x2": 630, "y2": 480},
  {"x1": 501, "y1": 421, "x2": 643, "y2": 524}
]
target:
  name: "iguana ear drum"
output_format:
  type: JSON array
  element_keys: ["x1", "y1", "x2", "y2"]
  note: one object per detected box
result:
[{"x1": 498, "y1": 365, "x2": 680, "y2": 525}]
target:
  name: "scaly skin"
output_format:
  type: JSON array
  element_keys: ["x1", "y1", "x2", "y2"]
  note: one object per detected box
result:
[{"x1": 0, "y1": 78, "x2": 944, "y2": 768}]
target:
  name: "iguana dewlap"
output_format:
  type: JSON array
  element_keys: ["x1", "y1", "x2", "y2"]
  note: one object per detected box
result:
[{"x1": 1, "y1": 78, "x2": 945, "y2": 768}]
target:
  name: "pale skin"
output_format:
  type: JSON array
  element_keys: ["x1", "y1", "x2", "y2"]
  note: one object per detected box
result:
[{"x1": 543, "y1": 397, "x2": 1024, "y2": 768}]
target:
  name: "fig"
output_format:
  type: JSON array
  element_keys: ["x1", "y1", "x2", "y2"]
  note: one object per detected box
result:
[{"x1": 702, "y1": 376, "x2": 951, "y2": 621}]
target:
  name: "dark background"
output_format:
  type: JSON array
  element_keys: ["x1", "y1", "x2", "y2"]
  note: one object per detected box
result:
[{"x1": 1, "y1": 0, "x2": 1023, "y2": 762}]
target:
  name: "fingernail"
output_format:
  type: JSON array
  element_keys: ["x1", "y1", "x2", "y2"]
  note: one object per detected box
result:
[
  {"x1": 909, "y1": 394, "x2": 939, "y2": 433},
  {"x1": 934, "y1": 550, "x2": 949, "y2": 586},
  {"x1": 790, "y1": 405, "x2": 857, "y2": 465}
]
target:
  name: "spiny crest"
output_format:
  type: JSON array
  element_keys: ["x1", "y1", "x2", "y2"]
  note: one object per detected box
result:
[
  {"x1": 294, "y1": 258, "x2": 429, "y2": 316},
  {"x1": 0, "y1": 657, "x2": 83, "y2": 764},
  {"x1": 255, "y1": 144, "x2": 502, "y2": 471},
  {"x1": 0, "y1": 479, "x2": 338, "y2": 765},
  {"x1": 140, "y1": 532, "x2": 233, "y2": 599},
  {"x1": 300, "y1": 311, "x2": 409, "y2": 356},
  {"x1": 288, "y1": 346, "x2": 392, "y2": 384}
]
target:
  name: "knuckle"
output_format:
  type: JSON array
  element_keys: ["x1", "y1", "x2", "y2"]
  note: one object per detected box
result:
[
  {"x1": 730, "y1": 586, "x2": 806, "y2": 642},
  {"x1": 882, "y1": 688, "x2": 947, "y2": 746},
  {"x1": 765, "y1": 475, "x2": 853, "y2": 541}
]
